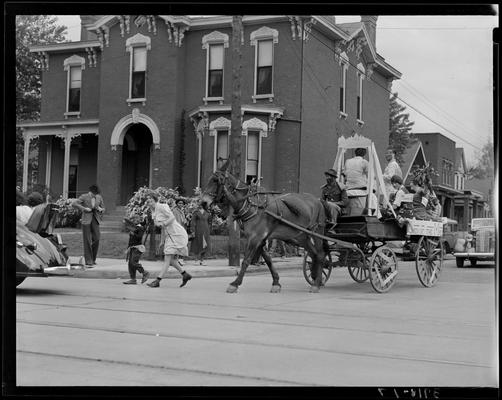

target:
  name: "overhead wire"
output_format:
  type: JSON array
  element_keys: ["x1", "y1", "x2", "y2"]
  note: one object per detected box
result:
[{"x1": 307, "y1": 29, "x2": 486, "y2": 153}]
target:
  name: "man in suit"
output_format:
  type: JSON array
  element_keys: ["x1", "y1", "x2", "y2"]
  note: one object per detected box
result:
[{"x1": 72, "y1": 184, "x2": 105, "y2": 266}]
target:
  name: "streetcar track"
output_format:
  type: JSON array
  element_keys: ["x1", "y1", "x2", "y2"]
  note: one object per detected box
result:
[
  {"x1": 16, "y1": 302, "x2": 491, "y2": 342},
  {"x1": 17, "y1": 319, "x2": 492, "y2": 369},
  {"x1": 18, "y1": 350, "x2": 307, "y2": 386},
  {"x1": 17, "y1": 296, "x2": 493, "y2": 331}
]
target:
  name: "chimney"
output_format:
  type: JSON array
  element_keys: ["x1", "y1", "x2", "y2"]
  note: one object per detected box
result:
[{"x1": 361, "y1": 15, "x2": 378, "y2": 48}]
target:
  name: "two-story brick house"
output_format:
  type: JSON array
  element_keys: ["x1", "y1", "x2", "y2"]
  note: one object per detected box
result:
[{"x1": 18, "y1": 15, "x2": 401, "y2": 211}]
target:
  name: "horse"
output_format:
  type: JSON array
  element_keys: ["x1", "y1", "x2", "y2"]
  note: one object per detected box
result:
[{"x1": 201, "y1": 162, "x2": 328, "y2": 293}]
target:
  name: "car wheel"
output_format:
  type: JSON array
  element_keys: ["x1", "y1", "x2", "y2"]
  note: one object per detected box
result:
[
  {"x1": 16, "y1": 277, "x2": 26, "y2": 286},
  {"x1": 470, "y1": 259, "x2": 478, "y2": 267}
]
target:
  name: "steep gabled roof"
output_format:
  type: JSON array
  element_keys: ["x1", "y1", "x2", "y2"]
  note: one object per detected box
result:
[
  {"x1": 401, "y1": 141, "x2": 428, "y2": 183},
  {"x1": 455, "y1": 148, "x2": 466, "y2": 171}
]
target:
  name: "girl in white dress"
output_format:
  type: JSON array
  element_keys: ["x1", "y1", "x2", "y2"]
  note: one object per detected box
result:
[{"x1": 144, "y1": 192, "x2": 192, "y2": 288}]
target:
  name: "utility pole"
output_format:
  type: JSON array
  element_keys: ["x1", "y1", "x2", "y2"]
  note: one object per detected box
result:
[{"x1": 228, "y1": 15, "x2": 243, "y2": 266}]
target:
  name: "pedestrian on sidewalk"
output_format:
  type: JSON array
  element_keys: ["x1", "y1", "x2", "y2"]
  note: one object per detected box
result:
[
  {"x1": 122, "y1": 218, "x2": 150, "y2": 285},
  {"x1": 144, "y1": 192, "x2": 192, "y2": 288},
  {"x1": 190, "y1": 201, "x2": 212, "y2": 266},
  {"x1": 72, "y1": 184, "x2": 105, "y2": 267}
]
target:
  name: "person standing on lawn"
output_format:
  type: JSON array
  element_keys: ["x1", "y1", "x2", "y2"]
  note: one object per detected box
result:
[
  {"x1": 144, "y1": 192, "x2": 192, "y2": 288},
  {"x1": 72, "y1": 184, "x2": 105, "y2": 267},
  {"x1": 190, "y1": 201, "x2": 212, "y2": 266}
]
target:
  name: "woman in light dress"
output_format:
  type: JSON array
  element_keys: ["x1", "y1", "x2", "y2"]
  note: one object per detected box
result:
[{"x1": 144, "y1": 191, "x2": 192, "y2": 288}]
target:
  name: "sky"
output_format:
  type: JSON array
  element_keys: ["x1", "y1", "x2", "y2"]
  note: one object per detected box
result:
[{"x1": 55, "y1": 13, "x2": 498, "y2": 166}]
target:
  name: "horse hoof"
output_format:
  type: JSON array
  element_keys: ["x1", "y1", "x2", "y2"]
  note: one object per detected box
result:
[
  {"x1": 309, "y1": 285, "x2": 320, "y2": 293},
  {"x1": 226, "y1": 285, "x2": 238, "y2": 293},
  {"x1": 270, "y1": 285, "x2": 281, "y2": 293}
]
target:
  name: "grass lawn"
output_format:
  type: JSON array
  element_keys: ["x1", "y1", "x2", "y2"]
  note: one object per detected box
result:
[{"x1": 58, "y1": 229, "x2": 232, "y2": 260}]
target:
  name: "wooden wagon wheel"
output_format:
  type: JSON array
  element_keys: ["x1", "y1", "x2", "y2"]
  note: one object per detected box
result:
[
  {"x1": 347, "y1": 245, "x2": 369, "y2": 283},
  {"x1": 415, "y1": 236, "x2": 443, "y2": 287},
  {"x1": 302, "y1": 253, "x2": 333, "y2": 286},
  {"x1": 368, "y1": 246, "x2": 398, "y2": 293}
]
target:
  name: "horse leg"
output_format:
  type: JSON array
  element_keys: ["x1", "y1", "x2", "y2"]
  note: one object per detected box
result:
[
  {"x1": 261, "y1": 247, "x2": 281, "y2": 293},
  {"x1": 304, "y1": 238, "x2": 323, "y2": 293},
  {"x1": 227, "y1": 240, "x2": 262, "y2": 293}
]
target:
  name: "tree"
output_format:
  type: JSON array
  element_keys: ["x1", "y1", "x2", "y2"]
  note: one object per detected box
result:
[
  {"x1": 466, "y1": 139, "x2": 495, "y2": 180},
  {"x1": 16, "y1": 15, "x2": 67, "y2": 188},
  {"x1": 388, "y1": 92, "x2": 417, "y2": 165}
]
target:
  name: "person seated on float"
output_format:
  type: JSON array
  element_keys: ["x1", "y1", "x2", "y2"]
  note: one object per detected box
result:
[
  {"x1": 408, "y1": 178, "x2": 430, "y2": 220},
  {"x1": 321, "y1": 168, "x2": 348, "y2": 229},
  {"x1": 343, "y1": 148, "x2": 369, "y2": 190},
  {"x1": 425, "y1": 190, "x2": 442, "y2": 221},
  {"x1": 390, "y1": 175, "x2": 409, "y2": 211}
]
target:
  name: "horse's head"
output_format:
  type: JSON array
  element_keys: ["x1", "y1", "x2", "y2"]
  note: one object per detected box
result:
[{"x1": 201, "y1": 170, "x2": 226, "y2": 207}]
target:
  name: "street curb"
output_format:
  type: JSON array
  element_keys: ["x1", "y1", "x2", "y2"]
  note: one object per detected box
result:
[{"x1": 65, "y1": 258, "x2": 304, "y2": 280}]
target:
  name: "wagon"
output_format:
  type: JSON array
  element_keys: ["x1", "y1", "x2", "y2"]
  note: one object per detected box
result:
[
  {"x1": 301, "y1": 215, "x2": 444, "y2": 293},
  {"x1": 297, "y1": 133, "x2": 445, "y2": 293}
]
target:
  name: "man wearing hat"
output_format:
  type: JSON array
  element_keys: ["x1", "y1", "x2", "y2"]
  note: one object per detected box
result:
[{"x1": 321, "y1": 168, "x2": 348, "y2": 228}]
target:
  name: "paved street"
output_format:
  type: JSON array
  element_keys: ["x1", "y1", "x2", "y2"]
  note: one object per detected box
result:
[{"x1": 16, "y1": 258, "x2": 497, "y2": 387}]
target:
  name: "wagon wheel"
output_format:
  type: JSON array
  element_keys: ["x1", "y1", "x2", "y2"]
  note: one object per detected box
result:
[
  {"x1": 347, "y1": 246, "x2": 369, "y2": 283},
  {"x1": 415, "y1": 236, "x2": 443, "y2": 287},
  {"x1": 302, "y1": 253, "x2": 333, "y2": 286},
  {"x1": 368, "y1": 246, "x2": 398, "y2": 293}
]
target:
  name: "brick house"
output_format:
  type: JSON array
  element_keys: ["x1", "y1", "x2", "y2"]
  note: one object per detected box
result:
[
  {"x1": 17, "y1": 15, "x2": 401, "y2": 211},
  {"x1": 414, "y1": 133, "x2": 491, "y2": 229}
]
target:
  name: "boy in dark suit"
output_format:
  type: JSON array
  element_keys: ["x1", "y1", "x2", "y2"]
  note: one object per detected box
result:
[{"x1": 122, "y1": 218, "x2": 150, "y2": 284}]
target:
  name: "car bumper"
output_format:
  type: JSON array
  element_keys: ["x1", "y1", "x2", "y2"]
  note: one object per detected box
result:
[{"x1": 453, "y1": 252, "x2": 495, "y2": 260}]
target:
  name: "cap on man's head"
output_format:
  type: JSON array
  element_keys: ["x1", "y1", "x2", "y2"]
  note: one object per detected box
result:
[{"x1": 324, "y1": 168, "x2": 338, "y2": 178}]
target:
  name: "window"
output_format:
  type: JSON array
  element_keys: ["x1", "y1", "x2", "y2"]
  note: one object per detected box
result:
[
  {"x1": 338, "y1": 53, "x2": 348, "y2": 116},
  {"x1": 63, "y1": 55, "x2": 85, "y2": 116},
  {"x1": 246, "y1": 131, "x2": 260, "y2": 184},
  {"x1": 256, "y1": 40, "x2": 273, "y2": 95},
  {"x1": 442, "y1": 159, "x2": 453, "y2": 186},
  {"x1": 356, "y1": 64, "x2": 365, "y2": 122},
  {"x1": 202, "y1": 31, "x2": 229, "y2": 103},
  {"x1": 125, "y1": 33, "x2": 151, "y2": 104},
  {"x1": 250, "y1": 27, "x2": 278, "y2": 101},
  {"x1": 208, "y1": 44, "x2": 224, "y2": 98},
  {"x1": 68, "y1": 66, "x2": 82, "y2": 112},
  {"x1": 131, "y1": 46, "x2": 146, "y2": 99},
  {"x1": 216, "y1": 130, "x2": 229, "y2": 170}
]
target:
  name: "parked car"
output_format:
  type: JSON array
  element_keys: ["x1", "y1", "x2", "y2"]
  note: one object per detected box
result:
[
  {"x1": 453, "y1": 218, "x2": 495, "y2": 268},
  {"x1": 16, "y1": 203, "x2": 83, "y2": 286},
  {"x1": 441, "y1": 218, "x2": 462, "y2": 254}
]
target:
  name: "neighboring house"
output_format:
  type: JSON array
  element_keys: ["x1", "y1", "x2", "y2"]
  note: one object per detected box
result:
[
  {"x1": 17, "y1": 15, "x2": 401, "y2": 211},
  {"x1": 415, "y1": 133, "x2": 490, "y2": 230}
]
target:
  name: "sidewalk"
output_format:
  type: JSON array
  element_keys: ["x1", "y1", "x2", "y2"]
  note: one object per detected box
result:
[{"x1": 66, "y1": 256, "x2": 305, "y2": 280}]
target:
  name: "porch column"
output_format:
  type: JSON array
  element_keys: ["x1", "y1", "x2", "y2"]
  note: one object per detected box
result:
[
  {"x1": 22, "y1": 131, "x2": 31, "y2": 193},
  {"x1": 463, "y1": 197, "x2": 470, "y2": 230},
  {"x1": 45, "y1": 137, "x2": 52, "y2": 201},
  {"x1": 59, "y1": 128, "x2": 80, "y2": 199}
]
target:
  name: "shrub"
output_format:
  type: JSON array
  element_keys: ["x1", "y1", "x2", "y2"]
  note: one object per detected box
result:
[
  {"x1": 54, "y1": 196, "x2": 81, "y2": 228},
  {"x1": 124, "y1": 186, "x2": 228, "y2": 235}
]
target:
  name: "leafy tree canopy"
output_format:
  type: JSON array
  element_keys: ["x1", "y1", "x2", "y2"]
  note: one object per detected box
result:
[
  {"x1": 466, "y1": 139, "x2": 495, "y2": 180},
  {"x1": 388, "y1": 92, "x2": 417, "y2": 165},
  {"x1": 16, "y1": 15, "x2": 67, "y2": 187}
]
